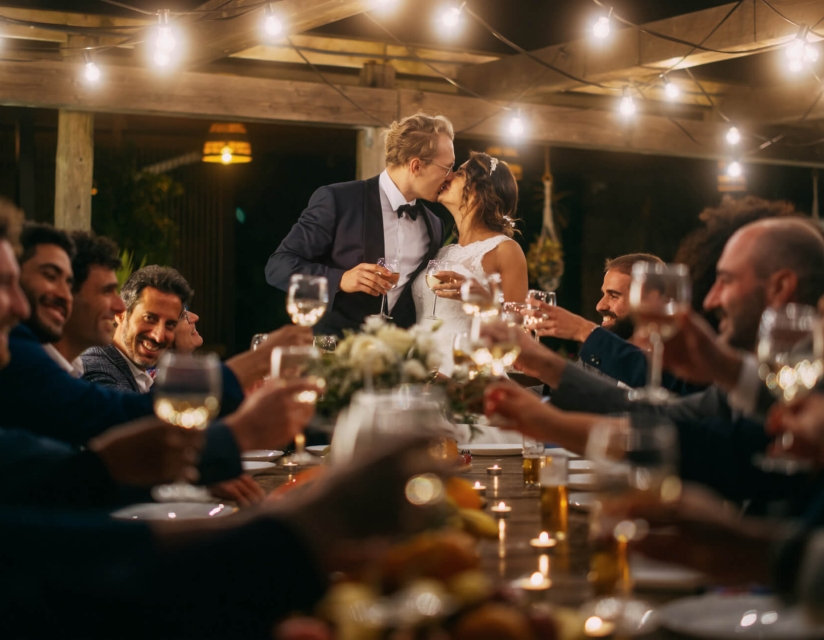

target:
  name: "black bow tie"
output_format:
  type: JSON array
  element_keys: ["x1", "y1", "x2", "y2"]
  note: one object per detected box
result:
[{"x1": 397, "y1": 203, "x2": 421, "y2": 221}]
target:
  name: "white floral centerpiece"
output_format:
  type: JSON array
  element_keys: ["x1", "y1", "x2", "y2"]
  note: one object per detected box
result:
[{"x1": 315, "y1": 316, "x2": 444, "y2": 420}]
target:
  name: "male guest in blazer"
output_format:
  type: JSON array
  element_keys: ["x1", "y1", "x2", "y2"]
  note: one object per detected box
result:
[{"x1": 266, "y1": 112, "x2": 454, "y2": 335}]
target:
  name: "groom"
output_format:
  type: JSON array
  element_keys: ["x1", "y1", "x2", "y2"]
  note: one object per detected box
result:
[{"x1": 266, "y1": 113, "x2": 453, "y2": 335}]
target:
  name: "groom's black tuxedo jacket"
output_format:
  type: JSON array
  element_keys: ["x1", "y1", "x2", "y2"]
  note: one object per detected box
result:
[{"x1": 266, "y1": 175, "x2": 444, "y2": 335}]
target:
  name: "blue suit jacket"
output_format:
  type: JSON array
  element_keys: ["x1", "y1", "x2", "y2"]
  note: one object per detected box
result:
[
  {"x1": 81, "y1": 344, "x2": 142, "y2": 392},
  {"x1": 265, "y1": 176, "x2": 444, "y2": 335},
  {"x1": 579, "y1": 327, "x2": 705, "y2": 395}
]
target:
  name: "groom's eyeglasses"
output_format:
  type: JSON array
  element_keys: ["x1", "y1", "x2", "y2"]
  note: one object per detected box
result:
[{"x1": 428, "y1": 161, "x2": 454, "y2": 178}]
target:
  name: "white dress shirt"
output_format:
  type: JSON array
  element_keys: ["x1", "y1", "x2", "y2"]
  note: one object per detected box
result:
[
  {"x1": 121, "y1": 350, "x2": 154, "y2": 394},
  {"x1": 378, "y1": 170, "x2": 430, "y2": 312},
  {"x1": 43, "y1": 344, "x2": 84, "y2": 379}
]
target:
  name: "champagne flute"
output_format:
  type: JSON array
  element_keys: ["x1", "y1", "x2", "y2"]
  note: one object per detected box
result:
[
  {"x1": 526, "y1": 289, "x2": 556, "y2": 341},
  {"x1": 287, "y1": 274, "x2": 328, "y2": 327},
  {"x1": 585, "y1": 416, "x2": 679, "y2": 635},
  {"x1": 470, "y1": 312, "x2": 522, "y2": 377},
  {"x1": 151, "y1": 352, "x2": 222, "y2": 503},
  {"x1": 271, "y1": 345, "x2": 324, "y2": 466},
  {"x1": 377, "y1": 257, "x2": 400, "y2": 320},
  {"x1": 627, "y1": 262, "x2": 691, "y2": 405},
  {"x1": 754, "y1": 304, "x2": 824, "y2": 474}
]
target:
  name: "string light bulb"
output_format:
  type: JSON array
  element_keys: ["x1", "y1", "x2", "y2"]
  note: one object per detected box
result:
[
  {"x1": 508, "y1": 111, "x2": 524, "y2": 137},
  {"x1": 786, "y1": 25, "x2": 817, "y2": 72},
  {"x1": 593, "y1": 15, "x2": 610, "y2": 39},
  {"x1": 83, "y1": 51, "x2": 100, "y2": 83},
  {"x1": 220, "y1": 145, "x2": 234, "y2": 164},
  {"x1": 727, "y1": 161, "x2": 742, "y2": 178},
  {"x1": 619, "y1": 86, "x2": 635, "y2": 116},
  {"x1": 726, "y1": 126, "x2": 741, "y2": 145},
  {"x1": 663, "y1": 76, "x2": 680, "y2": 100},
  {"x1": 441, "y1": 5, "x2": 463, "y2": 28},
  {"x1": 153, "y1": 10, "x2": 176, "y2": 68},
  {"x1": 263, "y1": 4, "x2": 282, "y2": 37}
]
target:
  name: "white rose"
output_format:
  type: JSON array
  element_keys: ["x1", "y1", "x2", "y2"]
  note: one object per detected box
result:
[
  {"x1": 362, "y1": 315, "x2": 386, "y2": 334},
  {"x1": 402, "y1": 359, "x2": 429, "y2": 381},
  {"x1": 349, "y1": 335, "x2": 394, "y2": 375},
  {"x1": 376, "y1": 327, "x2": 415, "y2": 356}
]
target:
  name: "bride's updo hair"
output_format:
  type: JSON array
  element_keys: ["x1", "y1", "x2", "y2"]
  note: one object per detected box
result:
[{"x1": 459, "y1": 151, "x2": 519, "y2": 238}]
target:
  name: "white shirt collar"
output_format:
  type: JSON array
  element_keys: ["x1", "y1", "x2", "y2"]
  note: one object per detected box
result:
[
  {"x1": 118, "y1": 347, "x2": 154, "y2": 393},
  {"x1": 379, "y1": 170, "x2": 416, "y2": 212},
  {"x1": 43, "y1": 344, "x2": 84, "y2": 378}
]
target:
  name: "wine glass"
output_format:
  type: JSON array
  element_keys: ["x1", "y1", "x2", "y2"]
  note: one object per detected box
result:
[
  {"x1": 470, "y1": 311, "x2": 522, "y2": 377},
  {"x1": 287, "y1": 274, "x2": 328, "y2": 327},
  {"x1": 151, "y1": 352, "x2": 223, "y2": 503},
  {"x1": 452, "y1": 332, "x2": 479, "y2": 381},
  {"x1": 424, "y1": 260, "x2": 456, "y2": 320},
  {"x1": 526, "y1": 289, "x2": 556, "y2": 341},
  {"x1": 271, "y1": 345, "x2": 324, "y2": 466},
  {"x1": 460, "y1": 273, "x2": 503, "y2": 318},
  {"x1": 627, "y1": 262, "x2": 691, "y2": 405},
  {"x1": 585, "y1": 416, "x2": 680, "y2": 636},
  {"x1": 377, "y1": 257, "x2": 400, "y2": 320},
  {"x1": 754, "y1": 304, "x2": 824, "y2": 474},
  {"x1": 250, "y1": 333, "x2": 268, "y2": 351}
]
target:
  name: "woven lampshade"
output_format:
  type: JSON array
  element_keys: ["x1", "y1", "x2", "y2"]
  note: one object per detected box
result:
[{"x1": 202, "y1": 122, "x2": 252, "y2": 164}]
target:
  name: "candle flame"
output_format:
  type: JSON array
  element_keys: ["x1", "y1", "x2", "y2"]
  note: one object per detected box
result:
[
  {"x1": 492, "y1": 464, "x2": 500, "y2": 469},
  {"x1": 585, "y1": 617, "x2": 603, "y2": 634},
  {"x1": 498, "y1": 501, "x2": 505, "y2": 509},
  {"x1": 474, "y1": 482, "x2": 481, "y2": 488},
  {"x1": 530, "y1": 572, "x2": 544, "y2": 586},
  {"x1": 539, "y1": 531, "x2": 549, "y2": 543}
]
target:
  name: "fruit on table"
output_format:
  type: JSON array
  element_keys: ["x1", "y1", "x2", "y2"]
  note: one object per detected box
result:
[
  {"x1": 447, "y1": 570, "x2": 493, "y2": 606},
  {"x1": 458, "y1": 508, "x2": 498, "y2": 538},
  {"x1": 379, "y1": 531, "x2": 479, "y2": 592},
  {"x1": 452, "y1": 603, "x2": 535, "y2": 640},
  {"x1": 445, "y1": 477, "x2": 482, "y2": 510}
]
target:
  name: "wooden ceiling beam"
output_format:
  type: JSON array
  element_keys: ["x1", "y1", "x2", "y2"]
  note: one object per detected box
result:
[
  {"x1": 456, "y1": 0, "x2": 824, "y2": 100},
  {"x1": 0, "y1": 58, "x2": 821, "y2": 167}
]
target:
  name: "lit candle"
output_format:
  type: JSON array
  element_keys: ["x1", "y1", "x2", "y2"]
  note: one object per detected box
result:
[
  {"x1": 490, "y1": 501, "x2": 512, "y2": 516},
  {"x1": 584, "y1": 616, "x2": 615, "y2": 638},
  {"x1": 529, "y1": 531, "x2": 557, "y2": 550},
  {"x1": 515, "y1": 571, "x2": 551, "y2": 592},
  {"x1": 539, "y1": 553, "x2": 550, "y2": 577},
  {"x1": 487, "y1": 464, "x2": 502, "y2": 476},
  {"x1": 471, "y1": 481, "x2": 487, "y2": 497},
  {"x1": 282, "y1": 461, "x2": 299, "y2": 474}
]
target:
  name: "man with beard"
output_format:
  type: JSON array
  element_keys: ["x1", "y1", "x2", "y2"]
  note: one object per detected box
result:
[
  {"x1": 48, "y1": 231, "x2": 124, "y2": 378},
  {"x1": 82, "y1": 265, "x2": 191, "y2": 392}
]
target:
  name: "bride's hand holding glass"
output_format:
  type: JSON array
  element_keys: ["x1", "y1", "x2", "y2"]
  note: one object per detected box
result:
[{"x1": 429, "y1": 270, "x2": 465, "y2": 301}]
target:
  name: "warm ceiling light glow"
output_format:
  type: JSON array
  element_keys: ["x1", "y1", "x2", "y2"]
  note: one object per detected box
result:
[
  {"x1": 593, "y1": 16, "x2": 610, "y2": 39},
  {"x1": 663, "y1": 77, "x2": 680, "y2": 100},
  {"x1": 441, "y1": 6, "x2": 462, "y2": 28},
  {"x1": 726, "y1": 126, "x2": 741, "y2": 145},
  {"x1": 727, "y1": 161, "x2": 742, "y2": 177},
  {"x1": 84, "y1": 61, "x2": 101, "y2": 82},
  {"x1": 153, "y1": 49, "x2": 171, "y2": 67},
  {"x1": 619, "y1": 86, "x2": 635, "y2": 116},
  {"x1": 263, "y1": 4, "x2": 282, "y2": 36},
  {"x1": 221, "y1": 146, "x2": 233, "y2": 164},
  {"x1": 203, "y1": 123, "x2": 253, "y2": 164},
  {"x1": 508, "y1": 114, "x2": 524, "y2": 137}
]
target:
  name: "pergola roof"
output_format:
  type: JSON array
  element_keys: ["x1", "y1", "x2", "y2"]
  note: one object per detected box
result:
[{"x1": 3, "y1": 0, "x2": 824, "y2": 167}]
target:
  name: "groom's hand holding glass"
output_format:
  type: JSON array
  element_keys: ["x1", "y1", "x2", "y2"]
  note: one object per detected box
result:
[{"x1": 340, "y1": 263, "x2": 396, "y2": 297}]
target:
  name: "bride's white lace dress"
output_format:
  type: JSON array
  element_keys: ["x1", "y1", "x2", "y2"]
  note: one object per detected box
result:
[{"x1": 411, "y1": 235, "x2": 523, "y2": 445}]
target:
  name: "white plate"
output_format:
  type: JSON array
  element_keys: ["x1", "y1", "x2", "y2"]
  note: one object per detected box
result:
[
  {"x1": 112, "y1": 502, "x2": 233, "y2": 521},
  {"x1": 568, "y1": 472, "x2": 597, "y2": 491},
  {"x1": 547, "y1": 447, "x2": 581, "y2": 459},
  {"x1": 306, "y1": 445, "x2": 330, "y2": 456},
  {"x1": 568, "y1": 491, "x2": 595, "y2": 511},
  {"x1": 660, "y1": 594, "x2": 824, "y2": 639},
  {"x1": 630, "y1": 553, "x2": 706, "y2": 591},
  {"x1": 241, "y1": 461, "x2": 278, "y2": 475},
  {"x1": 241, "y1": 449, "x2": 284, "y2": 462},
  {"x1": 569, "y1": 459, "x2": 595, "y2": 471},
  {"x1": 457, "y1": 443, "x2": 523, "y2": 456}
]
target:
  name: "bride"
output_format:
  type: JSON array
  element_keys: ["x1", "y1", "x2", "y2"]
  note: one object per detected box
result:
[{"x1": 411, "y1": 151, "x2": 528, "y2": 337}]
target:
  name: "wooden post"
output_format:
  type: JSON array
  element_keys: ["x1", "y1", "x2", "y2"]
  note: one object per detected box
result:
[
  {"x1": 356, "y1": 126, "x2": 386, "y2": 180},
  {"x1": 15, "y1": 109, "x2": 36, "y2": 221},
  {"x1": 54, "y1": 109, "x2": 94, "y2": 230}
]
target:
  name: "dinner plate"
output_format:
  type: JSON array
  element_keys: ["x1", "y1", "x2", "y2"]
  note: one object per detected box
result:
[
  {"x1": 456, "y1": 443, "x2": 523, "y2": 456},
  {"x1": 568, "y1": 491, "x2": 595, "y2": 511},
  {"x1": 241, "y1": 461, "x2": 278, "y2": 475},
  {"x1": 112, "y1": 502, "x2": 234, "y2": 521},
  {"x1": 241, "y1": 449, "x2": 284, "y2": 462},
  {"x1": 630, "y1": 553, "x2": 706, "y2": 591},
  {"x1": 306, "y1": 445, "x2": 330, "y2": 456},
  {"x1": 568, "y1": 472, "x2": 598, "y2": 491},
  {"x1": 568, "y1": 459, "x2": 595, "y2": 471},
  {"x1": 547, "y1": 447, "x2": 581, "y2": 460},
  {"x1": 660, "y1": 594, "x2": 824, "y2": 639}
]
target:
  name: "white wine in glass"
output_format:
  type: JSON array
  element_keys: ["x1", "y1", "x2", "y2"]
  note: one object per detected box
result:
[
  {"x1": 377, "y1": 257, "x2": 400, "y2": 320},
  {"x1": 627, "y1": 262, "x2": 691, "y2": 404},
  {"x1": 424, "y1": 260, "x2": 453, "y2": 320},
  {"x1": 470, "y1": 312, "x2": 521, "y2": 377},
  {"x1": 460, "y1": 273, "x2": 503, "y2": 317},
  {"x1": 287, "y1": 274, "x2": 328, "y2": 327},
  {"x1": 151, "y1": 352, "x2": 222, "y2": 503},
  {"x1": 271, "y1": 346, "x2": 324, "y2": 465}
]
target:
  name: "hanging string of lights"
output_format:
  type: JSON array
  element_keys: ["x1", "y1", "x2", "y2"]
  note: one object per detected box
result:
[{"x1": 0, "y1": 0, "x2": 820, "y2": 173}]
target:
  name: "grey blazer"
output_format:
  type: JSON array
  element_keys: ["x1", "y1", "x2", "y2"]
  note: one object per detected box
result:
[{"x1": 81, "y1": 345, "x2": 141, "y2": 394}]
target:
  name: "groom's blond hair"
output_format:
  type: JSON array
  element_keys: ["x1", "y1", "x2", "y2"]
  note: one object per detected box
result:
[{"x1": 384, "y1": 112, "x2": 454, "y2": 167}]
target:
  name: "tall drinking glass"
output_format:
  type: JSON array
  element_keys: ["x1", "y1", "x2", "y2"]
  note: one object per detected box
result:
[
  {"x1": 151, "y1": 352, "x2": 222, "y2": 503},
  {"x1": 627, "y1": 262, "x2": 691, "y2": 404},
  {"x1": 377, "y1": 257, "x2": 400, "y2": 320},
  {"x1": 754, "y1": 304, "x2": 824, "y2": 473},
  {"x1": 585, "y1": 417, "x2": 679, "y2": 635},
  {"x1": 539, "y1": 450, "x2": 567, "y2": 538},
  {"x1": 271, "y1": 345, "x2": 324, "y2": 466},
  {"x1": 287, "y1": 274, "x2": 328, "y2": 327}
]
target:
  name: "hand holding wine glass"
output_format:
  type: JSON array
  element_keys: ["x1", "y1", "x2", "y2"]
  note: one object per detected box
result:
[
  {"x1": 424, "y1": 260, "x2": 456, "y2": 319},
  {"x1": 376, "y1": 257, "x2": 400, "y2": 319},
  {"x1": 627, "y1": 262, "x2": 691, "y2": 404},
  {"x1": 287, "y1": 274, "x2": 328, "y2": 327},
  {"x1": 471, "y1": 312, "x2": 522, "y2": 377},
  {"x1": 460, "y1": 273, "x2": 503, "y2": 318}
]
